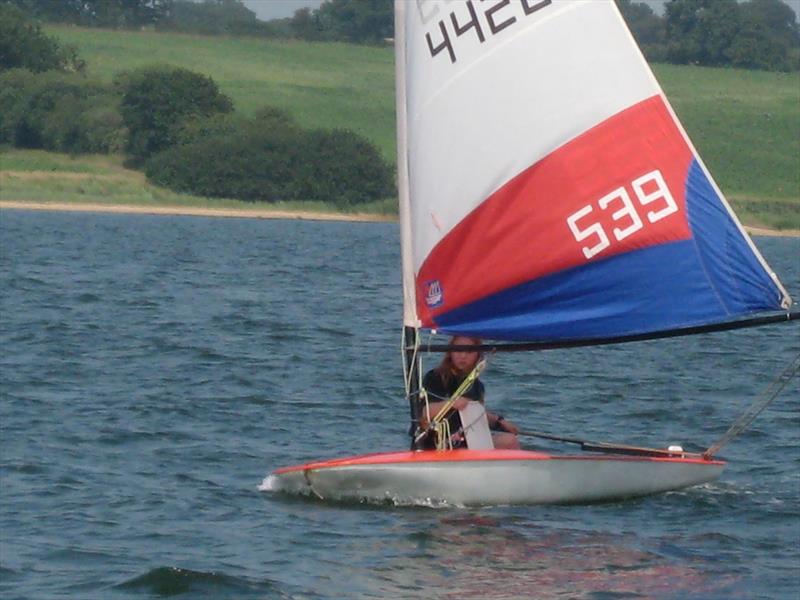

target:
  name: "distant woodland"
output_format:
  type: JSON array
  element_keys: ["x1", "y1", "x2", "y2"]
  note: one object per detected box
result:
[{"x1": 4, "y1": 0, "x2": 799, "y2": 71}]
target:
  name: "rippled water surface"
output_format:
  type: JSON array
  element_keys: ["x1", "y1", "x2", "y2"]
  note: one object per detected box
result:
[{"x1": 1, "y1": 210, "x2": 798, "y2": 599}]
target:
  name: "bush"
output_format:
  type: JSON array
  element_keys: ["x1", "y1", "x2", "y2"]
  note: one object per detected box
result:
[
  {"x1": 175, "y1": 106, "x2": 297, "y2": 146},
  {"x1": 117, "y1": 65, "x2": 233, "y2": 165},
  {"x1": 77, "y1": 106, "x2": 127, "y2": 154},
  {"x1": 0, "y1": 4, "x2": 85, "y2": 73},
  {"x1": 293, "y1": 129, "x2": 394, "y2": 205},
  {"x1": 146, "y1": 110, "x2": 394, "y2": 206},
  {"x1": 146, "y1": 129, "x2": 298, "y2": 201},
  {"x1": 0, "y1": 69, "x2": 124, "y2": 153},
  {"x1": 0, "y1": 69, "x2": 37, "y2": 144}
]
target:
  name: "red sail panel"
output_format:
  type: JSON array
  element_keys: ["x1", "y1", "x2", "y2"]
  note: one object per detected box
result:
[{"x1": 415, "y1": 95, "x2": 694, "y2": 327}]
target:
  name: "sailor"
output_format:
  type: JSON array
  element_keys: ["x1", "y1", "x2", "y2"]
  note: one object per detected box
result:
[{"x1": 421, "y1": 335, "x2": 520, "y2": 450}]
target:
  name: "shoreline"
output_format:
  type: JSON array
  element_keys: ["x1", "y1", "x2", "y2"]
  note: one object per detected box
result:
[
  {"x1": 0, "y1": 200, "x2": 396, "y2": 224},
  {"x1": 1, "y1": 200, "x2": 799, "y2": 237}
]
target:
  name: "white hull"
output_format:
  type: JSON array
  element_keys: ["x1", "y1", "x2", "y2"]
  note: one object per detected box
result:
[{"x1": 266, "y1": 450, "x2": 724, "y2": 506}]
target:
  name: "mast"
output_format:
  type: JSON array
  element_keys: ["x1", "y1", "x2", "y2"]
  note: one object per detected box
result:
[
  {"x1": 395, "y1": 0, "x2": 422, "y2": 446},
  {"x1": 403, "y1": 325, "x2": 422, "y2": 448}
]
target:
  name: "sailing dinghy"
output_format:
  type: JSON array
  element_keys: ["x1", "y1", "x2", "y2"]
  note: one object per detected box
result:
[{"x1": 266, "y1": 0, "x2": 797, "y2": 506}]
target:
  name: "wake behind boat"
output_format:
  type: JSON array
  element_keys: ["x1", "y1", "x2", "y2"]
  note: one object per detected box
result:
[{"x1": 266, "y1": 0, "x2": 797, "y2": 506}]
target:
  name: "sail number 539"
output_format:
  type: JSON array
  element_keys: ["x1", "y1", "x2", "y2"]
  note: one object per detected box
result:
[{"x1": 567, "y1": 170, "x2": 678, "y2": 260}]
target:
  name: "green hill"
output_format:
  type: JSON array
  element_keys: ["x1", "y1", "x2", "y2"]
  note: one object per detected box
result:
[
  {"x1": 3, "y1": 25, "x2": 798, "y2": 229},
  {"x1": 49, "y1": 25, "x2": 397, "y2": 158}
]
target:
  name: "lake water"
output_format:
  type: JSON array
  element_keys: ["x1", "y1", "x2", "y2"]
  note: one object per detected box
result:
[{"x1": 1, "y1": 210, "x2": 798, "y2": 600}]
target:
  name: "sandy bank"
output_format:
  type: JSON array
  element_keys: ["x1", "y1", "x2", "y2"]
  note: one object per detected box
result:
[
  {"x1": 0, "y1": 201, "x2": 395, "y2": 223},
  {"x1": 739, "y1": 225, "x2": 800, "y2": 238}
]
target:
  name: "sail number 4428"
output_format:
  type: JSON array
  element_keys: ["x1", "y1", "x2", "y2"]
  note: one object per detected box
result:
[{"x1": 567, "y1": 169, "x2": 678, "y2": 260}]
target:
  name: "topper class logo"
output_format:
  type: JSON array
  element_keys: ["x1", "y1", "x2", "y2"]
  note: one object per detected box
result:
[{"x1": 425, "y1": 280, "x2": 444, "y2": 308}]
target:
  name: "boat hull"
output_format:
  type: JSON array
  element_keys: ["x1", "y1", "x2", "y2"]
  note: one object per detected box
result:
[{"x1": 266, "y1": 450, "x2": 725, "y2": 506}]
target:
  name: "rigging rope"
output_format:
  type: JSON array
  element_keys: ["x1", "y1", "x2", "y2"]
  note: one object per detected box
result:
[
  {"x1": 703, "y1": 351, "x2": 800, "y2": 459},
  {"x1": 402, "y1": 327, "x2": 426, "y2": 439},
  {"x1": 436, "y1": 418, "x2": 452, "y2": 450},
  {"x1": 401, "y1": 327, "x2": 420, "y2": 397}
]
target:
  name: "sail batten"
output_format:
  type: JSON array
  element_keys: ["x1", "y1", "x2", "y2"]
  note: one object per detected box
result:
[{"x1": 396, "y1": 0, "x2": 792, "y2": 343}]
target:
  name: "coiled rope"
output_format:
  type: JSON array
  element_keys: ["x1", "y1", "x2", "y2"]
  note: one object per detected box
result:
[{"x1": 435, "y1": 418, "x2": 453, "y2": 450}]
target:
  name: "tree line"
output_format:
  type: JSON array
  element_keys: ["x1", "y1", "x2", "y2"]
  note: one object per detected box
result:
[
  {"x1": 5, "y1": 0, "x2": 799, "y2": 71},
  {"x1": 0, "y1": 3, "x2": 394, "y2": 206},
  {"x1": 5, "y1": 0, "x2": 292, "y2": 36},
  {"x1": 619, "y1": 0, "x2": 799, "y2": 71}
]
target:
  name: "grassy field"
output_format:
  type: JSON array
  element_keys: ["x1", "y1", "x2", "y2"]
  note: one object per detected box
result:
[
  {"x1": 652, "y1": 64, "x2": 800, "y2": 229},
  {"x1": 48, "y1": 25, "x2": 397, "y2": 158},
  {"x1": 1, "y1": 25, "x2": 798, "y2": 229}
]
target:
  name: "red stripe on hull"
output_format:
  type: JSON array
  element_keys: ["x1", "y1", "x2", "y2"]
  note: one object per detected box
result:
[
  {"x1": 273, "y1": 449, "x2": 725, "y2": 474},
  {"x1": 416, "y1": 95, "x2": 694, "y2": 326}
]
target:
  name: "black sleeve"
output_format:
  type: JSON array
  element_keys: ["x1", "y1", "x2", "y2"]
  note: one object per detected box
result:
[
  {"x1": 422, "y1": 369, "x2": 446, "y2": 401},
  {"x1": 463, "y1": 379, "x2": 485, "y2": 403}
]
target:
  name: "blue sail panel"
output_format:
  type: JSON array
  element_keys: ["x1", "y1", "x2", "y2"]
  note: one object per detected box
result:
[{"x1": 432, "y1": 160, "x2": 786, "y2": 342}]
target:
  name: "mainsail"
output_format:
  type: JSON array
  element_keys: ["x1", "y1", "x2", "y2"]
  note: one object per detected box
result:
[{"x1": 396, "y1": 0, "x2": 792, "y2": 343}]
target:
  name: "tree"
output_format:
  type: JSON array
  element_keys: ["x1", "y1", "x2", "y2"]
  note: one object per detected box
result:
[
  {"x1": 665, "y1": 0, "x2": 742, "y2": 66},
  {"x1": 316, "y1": 0, "x2": 393, "y2": 44},
  {"x1": 726, "y1": 17, "x2": 789, "y2": 69},
  {"x1": 7, "y1": 0, "x2": 172, "y2": 28},
  {"x1": 291, "y1": 0, "x2": 393, "y2": 44},
  {"x1": 616, "y1": 0, "x2": 665, "y2": 46},
  {"x1": 736, "y1": 0, "x2": 799, "y2": 70},
  {"x1": 5, "y1": 0, "x2": 81, "y2": 23},
  {"x1": 117, "y1": 65, "x2": 233, "y2": 164},
  {"x1": 160, "y1": 0, "x2": 264, "y2": 36},
  {"x1": 0, "y1": 69, "x2": 123, "y2": 152},
  {"x1": 664, "y1": 0, "x2": 798, "y2": 70},
  {"x1": 740, "y1": 0, "x2": 800, "y2": 48},
  {"x1": 290, "y1": 7, "x2": 326, "y2": 41},
  {"x1": 0, "y1": 4, "x2": 84, "y2": 72}
]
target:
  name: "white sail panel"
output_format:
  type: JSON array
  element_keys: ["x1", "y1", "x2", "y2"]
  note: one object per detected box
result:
[{"x1": 403, "y1": 0, "x2": 660, "y2": 272}]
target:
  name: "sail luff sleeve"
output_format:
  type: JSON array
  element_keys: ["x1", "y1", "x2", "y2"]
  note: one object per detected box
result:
[{"x1": 395, "y1": 0, "x2": 419, "y2": 328}]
